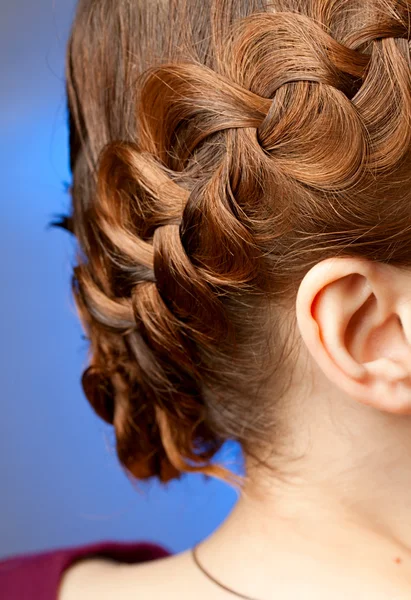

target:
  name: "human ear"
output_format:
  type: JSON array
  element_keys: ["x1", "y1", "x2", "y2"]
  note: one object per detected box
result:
[{"x1": 295, "y1": 257, "x2": 411, "y2": 414}]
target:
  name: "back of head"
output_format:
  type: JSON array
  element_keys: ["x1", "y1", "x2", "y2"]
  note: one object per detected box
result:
[{"x1": 62, "y1": 0, "x2": 411, "y2": 483}]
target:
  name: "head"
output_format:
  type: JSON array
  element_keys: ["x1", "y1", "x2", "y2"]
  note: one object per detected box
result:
[{"x1": 61, "y1": 0, "x2": 411, "y2": 487}]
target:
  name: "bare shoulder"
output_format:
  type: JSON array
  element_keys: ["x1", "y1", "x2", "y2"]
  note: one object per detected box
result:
[
  {"x1": 58, "y1": 548, "x2": 208, "y2": 600},
  {"x1": 58, "y1": 555, "x2": 120, "y2": 600},
  {"x1": 58, "y1": 545, "x2": 411, "y2": 600}
]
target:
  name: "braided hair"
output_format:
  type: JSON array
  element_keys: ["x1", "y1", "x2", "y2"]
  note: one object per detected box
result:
[{"x1": 60, "y1": 0, "x2": 411, "y2": 483}]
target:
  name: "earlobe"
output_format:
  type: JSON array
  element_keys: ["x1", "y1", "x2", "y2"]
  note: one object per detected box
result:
[{"x1": 295, "y1": 257, "x2": 411, "y2": 415}]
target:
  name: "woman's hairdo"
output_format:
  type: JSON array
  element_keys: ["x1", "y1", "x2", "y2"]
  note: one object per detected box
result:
[{"x1": 61, "y1": 0, "x2": 411, "y2": 483}]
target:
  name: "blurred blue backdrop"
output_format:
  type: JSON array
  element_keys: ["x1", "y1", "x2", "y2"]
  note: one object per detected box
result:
[{"x1": 0, "y1": 0, "x2": 240, "y2": 560}]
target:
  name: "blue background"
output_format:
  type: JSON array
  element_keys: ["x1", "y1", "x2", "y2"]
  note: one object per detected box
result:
[{"x1": 0, "y1": 0, "x2": 240, "y2": 560}]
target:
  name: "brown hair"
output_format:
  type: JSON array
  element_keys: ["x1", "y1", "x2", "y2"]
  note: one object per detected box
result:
[{"x1": 60, "y1": 0, "x2": 411, "y2": 484}]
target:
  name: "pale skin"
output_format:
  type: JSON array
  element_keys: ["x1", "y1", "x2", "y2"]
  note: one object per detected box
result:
[{"x1": 59, "y1": 255, "x2": 411, "y2": 599}]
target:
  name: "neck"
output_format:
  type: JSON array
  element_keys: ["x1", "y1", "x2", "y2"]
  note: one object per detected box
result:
[{"x1": 199, "y1": 391, "x2": 411, "y2": 596}]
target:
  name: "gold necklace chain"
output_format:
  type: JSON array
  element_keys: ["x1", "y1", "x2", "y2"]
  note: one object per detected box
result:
[{"x1": 191, "y1": 545, "x2": 261, "y2": 600}]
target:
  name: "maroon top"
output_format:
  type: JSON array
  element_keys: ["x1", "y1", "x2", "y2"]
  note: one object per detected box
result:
[{"x1": 0, "y1": 539, "x2": 171, "y2": 599}]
